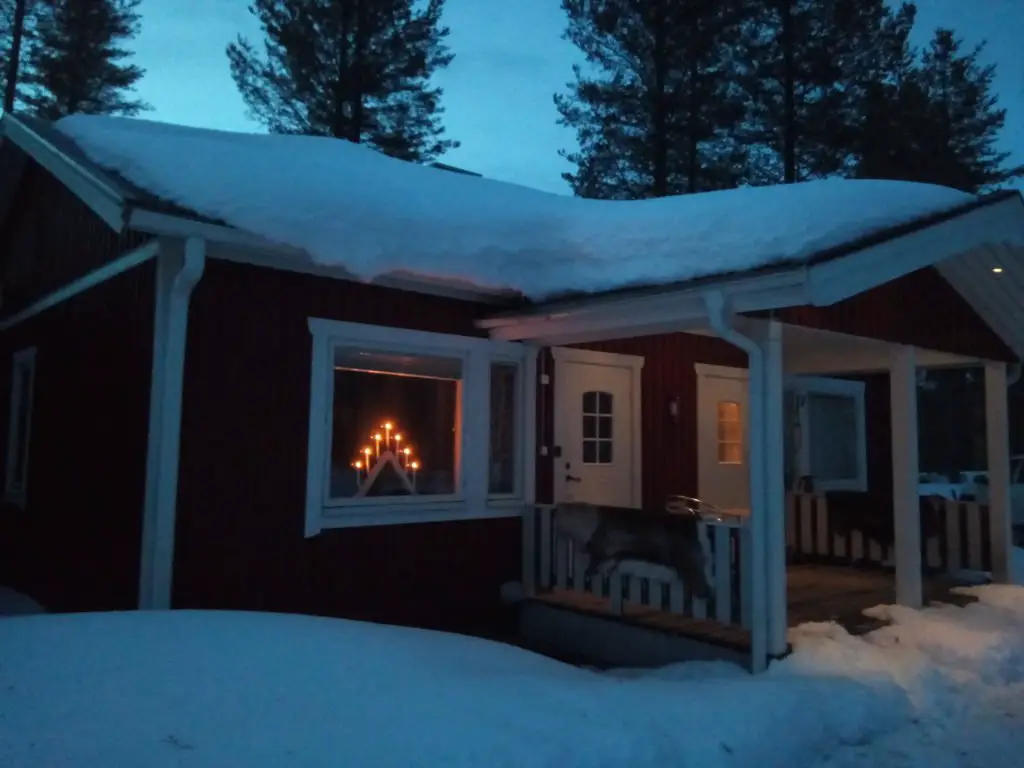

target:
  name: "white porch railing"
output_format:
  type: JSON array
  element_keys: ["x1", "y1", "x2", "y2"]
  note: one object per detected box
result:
[
  {"x1": 786, "y1": 492, "x2": 992, "y2": 573},
  {"x1": 521, "y1": 504, "x2": 753, "y2": 630}
]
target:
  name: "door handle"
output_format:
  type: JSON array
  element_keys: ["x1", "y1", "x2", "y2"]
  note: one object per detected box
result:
[{"x1": 565, "y1": 474, "x2": 582, "y2": 483}]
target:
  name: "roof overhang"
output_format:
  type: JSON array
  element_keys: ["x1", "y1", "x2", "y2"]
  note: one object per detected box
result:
[
  {"x1": 0, "y1": 115, "x2": 519, "y2": 307},
  {"x1": 478, "y1": 192, "x2": 1024, "y2": 356}
]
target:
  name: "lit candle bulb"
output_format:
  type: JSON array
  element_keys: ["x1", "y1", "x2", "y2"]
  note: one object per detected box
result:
[
  {"x1": 410, "y1": 460, "x2": 419, "y2": 491},
  {"x1": 362, "y1": 447, "x2": 372, "y2": 468},
  {"x1": 402, "y1": 446, "x2": 411, "y2": 467},
  {"x1": 353, "y1": 460, "x2": 363, "y2": 481},
  {"x1": 373, "y1": 433, "x2": 382, "y2": 458},
  {"x1": 394, "y1": 434, "x2": 403, "y2": 456},
  {"x1": 383, "y1": 422, "x2": 393, "y2": 449}
]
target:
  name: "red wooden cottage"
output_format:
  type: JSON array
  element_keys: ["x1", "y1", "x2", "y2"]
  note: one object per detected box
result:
[{"x1": 1, "y1": 113, "x2": 1022, "y2": 672}]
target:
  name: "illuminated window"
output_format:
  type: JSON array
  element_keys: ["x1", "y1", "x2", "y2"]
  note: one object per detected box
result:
[
  {"x1": 582, "y1": 390, "x2": 613, "y2": 465},
  {"x1": 716, "y1": 400, "x2": 743, "y2": 464},
  {"x1": 305, "y1": 319, "x2": 531, "y2": 533},
  {"x1": 328, "y1": 349, "x2": 461, "y2": 499}
]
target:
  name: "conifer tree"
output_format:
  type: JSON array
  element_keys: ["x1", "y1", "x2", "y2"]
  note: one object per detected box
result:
[
  {"x1": 555, "y1": 0, "x2": 750, "y2": 199},
  {"x1": 20, "y1": 0, "x2": 148, "y2": 119},
  {"x1": 227, "y1": 0, "x2": 458, "y2": 163}
]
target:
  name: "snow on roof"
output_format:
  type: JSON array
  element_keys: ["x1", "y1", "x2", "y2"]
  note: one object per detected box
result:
[{"x1": 54, "y1": 114, "x2": 975, "y2": 301}]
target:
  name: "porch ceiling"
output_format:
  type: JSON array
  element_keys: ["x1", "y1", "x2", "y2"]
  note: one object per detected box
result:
[
  {"x1": 935, "y1": 244, "x2": 1024, "y2": 361},
  {"x1": 686, "y1": 321, "x2": 978, "y2": 375}
]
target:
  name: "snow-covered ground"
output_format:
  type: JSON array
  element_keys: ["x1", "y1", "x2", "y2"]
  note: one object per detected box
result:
[
  {"x1": 3, "y1": 570, "x2": 1024, "y2": 767},
  {"x1": 53, "y1": 114, "x2": 973, "y2": 300}
]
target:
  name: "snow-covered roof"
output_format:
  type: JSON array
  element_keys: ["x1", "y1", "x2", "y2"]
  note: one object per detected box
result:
[{"x1": 54, "y1": 114, "x2": 976, "y2": 301}]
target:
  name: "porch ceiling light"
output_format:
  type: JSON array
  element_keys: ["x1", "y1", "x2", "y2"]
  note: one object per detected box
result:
[{"x1": 993, "y1": 267, "x2": 1004, "y2": 273}]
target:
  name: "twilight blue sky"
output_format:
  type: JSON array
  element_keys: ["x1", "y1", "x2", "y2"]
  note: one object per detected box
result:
[{"x1": 133, "y1": 0, "x2": 1023, "y2": 194}]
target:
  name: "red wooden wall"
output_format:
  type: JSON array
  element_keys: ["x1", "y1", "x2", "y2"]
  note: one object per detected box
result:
[{"x1": 173, "y1": 259, "x2": 521, "y2": 638}]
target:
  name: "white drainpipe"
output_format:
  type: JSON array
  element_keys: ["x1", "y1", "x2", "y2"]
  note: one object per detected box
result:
[
  {"x1": 702, "y1": 290, "x2": 770, "y2": 673},
  {"x1": 138, "y1": 236, "x2": 206, "y2": 610}
]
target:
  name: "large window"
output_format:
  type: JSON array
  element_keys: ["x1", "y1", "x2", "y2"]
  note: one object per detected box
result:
[
  {"x1": 305, "y1": 319, "x2": 533, "y2": 533},
  {"x1": 5, "y1": 347, "x2": 36, "y2": 507},
  {"x1": 785, "y1": 375, "x2": 867, "y2": 492}
]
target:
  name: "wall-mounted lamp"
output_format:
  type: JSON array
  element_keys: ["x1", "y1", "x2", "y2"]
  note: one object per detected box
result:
[{"x1": 668, "y1": 395, "x2": 680, "y2": 424}]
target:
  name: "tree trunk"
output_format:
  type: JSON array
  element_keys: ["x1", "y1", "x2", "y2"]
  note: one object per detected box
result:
[{"x1": 4, "y1": 0, "x2": 29, "y2": 113}]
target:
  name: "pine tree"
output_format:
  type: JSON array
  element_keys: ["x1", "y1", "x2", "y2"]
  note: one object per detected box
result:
[
  {"x1": 738, "y1": 0, "x2": 916, "y2": 184},
  {"x1": 19, "y1": 0, "x2": 147, "y2": 119},
  {"x1": 853, "y1": 26, "x2": 1022, "y2": 192},
  {"x1": 911, "y1": 29, "x2": 1021, "y2": 192},
  {"x1": 1, "y1": 0, "x2": 41, "y2": 112},
  {"x1": 555, "y1": 0, "x2": 750, "y2": 199},
  {"x1": 227, "y1": 0, "x2": 458, "y2": 163}
]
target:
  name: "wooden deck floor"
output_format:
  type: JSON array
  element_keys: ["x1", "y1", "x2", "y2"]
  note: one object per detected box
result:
[{"x1": 528, "y1": 564, "x2": 979, "y2": 653}]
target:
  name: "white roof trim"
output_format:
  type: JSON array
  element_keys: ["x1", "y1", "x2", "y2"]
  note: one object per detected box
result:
[
  {"x1": 805, "y1": 194, "x2": 1024, "y2": 306},
  {"x1": 1, "y1": 114, "x2": 127, "y2": 231},
  {"x1": 482, "y1": 270, "x2": 810, "y2": 345},
  {"x1": 129, "y1": 209, "x2": 517, "y2": 305},
  {"x1": 480, "y1": 194, "x2": 1024, "y2": 353}
]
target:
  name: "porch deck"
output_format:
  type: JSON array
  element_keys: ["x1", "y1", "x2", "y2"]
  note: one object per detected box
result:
[{"x1": 524, "y1": 563, "x2": 979, "y2": 656}]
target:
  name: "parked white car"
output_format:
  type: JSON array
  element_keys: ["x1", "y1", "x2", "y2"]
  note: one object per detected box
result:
[{"x1": 919, "y1": 457, "x2": 1024, "y2": 526}]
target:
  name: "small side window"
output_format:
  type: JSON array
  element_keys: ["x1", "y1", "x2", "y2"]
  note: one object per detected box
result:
[{"x1": 5, "y1": 347, "x2": 37, "y2": 507}]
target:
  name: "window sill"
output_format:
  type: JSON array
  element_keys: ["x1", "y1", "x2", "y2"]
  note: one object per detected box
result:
[{"x1": 311, "y1": 500, "x2": 525, "y2": 532}]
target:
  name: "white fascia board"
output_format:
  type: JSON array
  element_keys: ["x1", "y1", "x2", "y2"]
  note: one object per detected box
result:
[
  {"x1": 806, "y1": 196, "x2": 1024, "y2": 307},
  {"x1": 485, "y1": 270, "x2": 809, "y2": 344},
  {"x1": 129, "y1": 208, "x2": 516, "y2": 305},
  {"x1": 2, "y1": 115, "x2": 127, "y2": 231}
]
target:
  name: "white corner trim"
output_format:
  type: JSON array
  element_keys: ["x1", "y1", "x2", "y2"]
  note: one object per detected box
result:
[
  {"x1": 303, "y1": 317, "x2": 533, "y2": 536},
  {"x1": 2, "y1": 115, "x2": 127, "y2": 231},
  {"x1": 138, "y1": 237, "x2": 206, "y2": 610},
  {"x1": 694, "y1": 362, "x2": 749, "y2": 380},
  {"x1": 3, "y1": 346, "x2": 37, "y2": 508},
  {"x1": 0, "y1": 241, "x2": 159, "y2": 332}
]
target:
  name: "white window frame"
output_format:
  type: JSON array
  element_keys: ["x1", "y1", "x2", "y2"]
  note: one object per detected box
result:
[
  {"x1": 304, "y1": 318, "x2": 535, "y2": 534},
  {"x1": 785, "y1": 374, "x2": 867, "y2": 493},
  {"x1": 5, "y1": 347, "x2": 37, "y2": 508}
]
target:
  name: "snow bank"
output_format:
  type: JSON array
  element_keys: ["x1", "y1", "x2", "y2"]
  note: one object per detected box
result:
[
  {"x1": 4, "y1": 582, "x2": 1024, "y2": 767},
  {"x1": 54, "y1": 115, "x2": 974, "y2": 300}
]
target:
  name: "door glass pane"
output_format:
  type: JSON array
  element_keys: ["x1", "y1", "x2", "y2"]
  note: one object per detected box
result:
[
  {"x1": 716, "y1": 400, "x2": 743, "y2": 465},
  {"x1": 582, "y1": 390, "x2": 614, "y2": 465}
]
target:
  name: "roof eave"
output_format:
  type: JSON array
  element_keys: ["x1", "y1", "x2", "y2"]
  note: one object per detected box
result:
[{"x1": 0, "y1": 113, "x2": 129, "y2": 231}]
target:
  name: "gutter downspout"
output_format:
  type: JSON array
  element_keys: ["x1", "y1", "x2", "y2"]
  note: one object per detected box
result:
[
  {"x1": 138, "y1": 236, "x2": 206, "y2": 610},
  {"x1": 703, "y1": 291, "x2": 780, "y2": 673}
]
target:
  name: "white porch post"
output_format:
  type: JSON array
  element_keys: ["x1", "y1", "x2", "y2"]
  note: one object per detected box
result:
[
  {"x1": 984, "y1": 361, "x2": 1013, "y2": 583},
  {"x1": 761, "y1": 320, "x2": 788, "y2": 657},
  {"x1": 890, "y1": 346, "x2": 922, "y2": 608}
]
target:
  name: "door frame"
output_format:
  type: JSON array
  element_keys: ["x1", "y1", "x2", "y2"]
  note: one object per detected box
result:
[
  {"x1": 551, "y1": 346, "x2": 644, "y2": 507},
  {"x1": 694, "y1": 363, "x2": 750, "y2": 511}
]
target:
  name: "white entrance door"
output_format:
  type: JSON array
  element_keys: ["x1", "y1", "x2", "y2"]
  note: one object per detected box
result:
[
  {"x1": 552, "y1": 347, "x2": 643, "y2": 508},
  {"x1": 695, "y1": 363, "x2": 750, "y2": 515}
]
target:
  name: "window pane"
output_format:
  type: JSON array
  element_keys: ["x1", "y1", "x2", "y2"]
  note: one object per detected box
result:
[
  {"x1": 489, "y1": 363, "x2": 517, "y2": 495},
  {"x1": 808, "y1": 393, "x2": 858, "y2": 481},
  {"x1": 582, "y1": 391, "x2": 597, "y2": 414},
  {"x1": 329, "y1": 348, "x2": 461, "y2": 499},
  {"x1": 597, "y1": 440, "x2": 613, "y2": 464},
  {"x1": 597, "y1": 415, "x2": 612, "y2": 439},
  {"x1": 597, "y1": 392, "x2": 613, "y2": 414},
  {"x1": 582, "y1": 440, "x2": 597, "y2": 464},
  {"x1": 718, "y1": 442, "x2": 743, "y2": 464}
]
